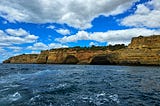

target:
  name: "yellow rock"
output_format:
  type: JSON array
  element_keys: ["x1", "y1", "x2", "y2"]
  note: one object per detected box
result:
[{"x1": 3, "y1": 35, "x2": 160, "y2": 66}]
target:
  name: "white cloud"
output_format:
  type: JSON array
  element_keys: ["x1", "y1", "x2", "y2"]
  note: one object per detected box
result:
[
  {"x1": 27, "y1": 42, "x2": 68, "y2": 50},
  {"x1": 6, "y1": 28, "x2": 28, "y2": 36},
  {"x1": 89, "y1": 42, "x2": 99, "y2": 46},
  {"x1": 0, "y1": 43, "x2": 11, "y2": 47},
  {"x1": 56, "y1": 31, "x2": 89, "y2": 43},
  {"x1": 2, "y1": 21, "x2": 7, "y2": 24},
  {"x1": 47, "y1": 25, "x2": 55, "y2": 29},
  {"x1": 27, "y1": 42, "x2": 48, "y2": 51},
  {"x1": 49, "y1": 43, "x2": 68, "y2": 49},
  {"x1": 31, "y1": 51, "x2": 40, "y2": 54},
  {"x1": 0, "y1": 48, "x2": 5, "y2": 52},
  {"x1": 56, "y1": 28, "x2": 160, "y2": 45},
  {"x1": 7, "y1": 46, "x2": 23, "y2": 52},
  {"x1": 0, "y1": 48, "x2": 13, "y2": 63},
  {"x1": 0, "y1": 0, "x2": 138, "y2": 29},
  {"x1": 56, "y1": 29, "x2": 71, "y2": 35},
  {"x1": 121, "y1": 0, "x2": 160, "y2": 28},
  {"x1": 25, "y1": 34, "x2": 39, "y2": 42},
  {"x1": 47, "y1": 25, "x2": 71, "y2": 35},
  {"x1": 0, "y1": 28, "x2": 39, "y2": 62},
  {"x1": 0, "y1": 28, "x2": 38, "y2": 45}
]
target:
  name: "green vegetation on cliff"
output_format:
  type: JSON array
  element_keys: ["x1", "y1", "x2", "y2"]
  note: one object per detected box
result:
[{"x1": 50, "y1": 44, "x2": 126, "y2": 51}]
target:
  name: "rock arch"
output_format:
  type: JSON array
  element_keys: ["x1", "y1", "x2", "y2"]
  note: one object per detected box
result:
[
  {"x1": 63, "y1": 55, "x2": 79, "y2": 64},
  {"x1": 90, "y1": 55, "x2": 115, "y2": 65}
]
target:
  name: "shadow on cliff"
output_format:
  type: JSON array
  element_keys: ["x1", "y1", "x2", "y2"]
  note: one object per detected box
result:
[
  {"x1": 63, "y1": 55, "x2": 79, "y2": 64},
  {"x1": 90, "y1": 55, "x2": 116, "y2": 65}
]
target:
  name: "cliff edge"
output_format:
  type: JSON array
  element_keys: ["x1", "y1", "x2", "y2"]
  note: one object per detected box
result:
[
  {"x1": 3, "y1": 35, "x2": 160, "y2": 66},
  {"x1": 3, "y1": 54, "x2": 39, "y2": 64}
]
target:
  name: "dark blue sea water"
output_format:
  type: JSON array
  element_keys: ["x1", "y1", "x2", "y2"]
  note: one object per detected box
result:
[{"x1": 0, "y1": 64, "x2": 160, "y2": 106}]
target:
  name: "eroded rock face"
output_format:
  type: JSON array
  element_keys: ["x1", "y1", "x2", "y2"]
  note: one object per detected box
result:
[
  {"x1": 45, "y1": 49, "x2": 107, "y2": 64},
  {"x1": 115, "y1": 47, "x2": 160, "y2": 66},
  {"x1": 128, "y1": 35, "x2": 160, "y2": 49},
  {"x1": 63, "y1": 55, "x2": 79, "y2": 64},
  {"x1": 3, "y1": 35, "x2": 160, "y2": 66},
  {"x1": 90, "y1": 55, "x2": 112, "y2": 65},
  {"x1": 36, "y1": 51, "x2": 49, "y2": 64},
  {"x1": 115, "y1": 35, "x2": 160, "y2": 65},
  {"x1": 90, "y1": 54, "x2": 117, "y2": 65},
  {"x1": 3, "y1": 54, "x2": 39, "y2": 64}
]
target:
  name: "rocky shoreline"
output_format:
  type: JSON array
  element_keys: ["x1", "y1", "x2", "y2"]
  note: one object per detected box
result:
[{"x1": 3, "y1": 35, "x2": 160, "y2": 66}]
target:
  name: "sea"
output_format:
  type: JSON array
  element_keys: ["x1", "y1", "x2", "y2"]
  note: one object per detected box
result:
[{"x1": 0, "y1": 64, "x2": 160, "y2": 106}]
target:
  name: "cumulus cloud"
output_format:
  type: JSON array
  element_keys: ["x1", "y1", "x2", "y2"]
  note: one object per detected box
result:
[
  {"x1": 27, "y1": 42, "x2": 48, "y2": 51},
  {"x1": 5, "y1": 28, "x2": 28, "y2": 36},
  {"x1": 121, "y1": 0, "x2": 160, "y2": 28},
  {"x1": 0, "y1": 28, "x2": 39, "y2": 62},
  {"x1": 30, "y1": 51, "x2": 40, "y2": 54},
  {"x1": 0, "y1": 0, "x2": 138, "y2": 29},
  {"x1": 27, "y1": 42, "x2": 68, "y2": 51},
  {"x1": 56, "y1": 28, "x2": 160, "y2": 45},
  {"x1": 89, "y1": 42, "x2": 99, "y2": 46},
  {"x1": 0, "y1": 48, "x2": 5, "y2": 52},
  {"x1": 7, "y1": 46, "x2": 23, "y2": 52},
  {"x1": 56, "y1": 29, "x2": 71, "y2": 35},
  {"x1": 0, "y1": 43, "x2": 11, "y2": 47},
  {"x1": 0, "y1": 28, "x2": 38, "y2": 45},
  {"x1": 47, "y1": 25, "x2": 55, "y2": 29},
  {"x1": 47, "y1": 25, "x2": 71, "y2": 35},
  {"x1": 49, "y1": 43, "x2": 68, "y2": 49},
  {"x1": 0, "y1": 48, "x2": 14, "y2": 62},
  {"x1": 56, "y1": 31, "x2": 89, "y2": 43}
]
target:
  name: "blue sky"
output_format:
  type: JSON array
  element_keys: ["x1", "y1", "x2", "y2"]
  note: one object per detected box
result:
[{"x1": 0, "y1": 0, "x2": 160, "y2": 62}]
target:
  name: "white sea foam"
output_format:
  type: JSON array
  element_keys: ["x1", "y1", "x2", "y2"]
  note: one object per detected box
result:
[
  {"x1": 116, "y1": 69, "x2": 124, "y2": 72},
  {"x1": 80, "y1": 92, "x2": 109, "y2": 105},
  {"x1": 79, "y1": 93, "x2": 121, "y2": 105},
  {"x1": 56, "y1": 83, "x2": 68, "y2": 89},
  {"x1": 29, "y1": 95, "x2": 44, "y2": 105},
  {"x1": 30, "y1": 95, "x2": 41, "y2": 102},
  {"x1": 0, "y1": 69, "x2": 58, "y2": 85},
  {"x1": 9, "y1": 92, "x2": 22, "y2": 102},
  {"x1": 0, "y1": 88, "x2": 9, "y2": 92},
  {"x1": 109, "y1": 94, "x2": 120, "y2": 104},
  {"x1": 96, "y1": 92, "x2": 106, "y2": 97},
  {"x1": 0, "y1": 92, "x2": 22, "y2": 102}
]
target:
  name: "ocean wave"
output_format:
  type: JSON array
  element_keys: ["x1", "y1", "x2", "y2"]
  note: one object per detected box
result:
[{"x1": 0, "y1": 92, "x2": 22, "y2": 104}]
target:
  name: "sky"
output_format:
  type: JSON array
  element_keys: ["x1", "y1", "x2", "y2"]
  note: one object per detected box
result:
[{"x1": 0, "y1": 0, "x2": 160, "y2": 62}]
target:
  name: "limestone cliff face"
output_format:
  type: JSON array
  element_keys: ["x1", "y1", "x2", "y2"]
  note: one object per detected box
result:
[
  {"x1": 128, "y1": 35, "x2": 160, "y2": 49},
  {"x1": 112, "y1": 49, "x2": 159, "y2": 65},
  {"x1": 41, "y1": 49, "x2": 108, "y2": 64},
  {"x1": 116, "y1": 35, "x2": 160, "y2": 65},
  {"x1": 3, "y1": 35, "x2": 160, "y2": 66},
  {"x1": 36, "y1": 50, "x2": 49, "y2": 64},
  {"x1": 3, "y1": 54, "x2": 39, "y2": 64}
]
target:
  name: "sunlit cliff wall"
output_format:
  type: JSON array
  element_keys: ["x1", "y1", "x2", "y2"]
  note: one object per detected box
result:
[{"x1": 3, "y1": 35, "x2": 160, "y2": 66}]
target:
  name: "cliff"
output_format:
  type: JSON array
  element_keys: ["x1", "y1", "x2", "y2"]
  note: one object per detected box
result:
[
  {"x1": 3, "y1": 54, "x2": 39, "y2": 64},
  {"x1": 3, "y1": 35, "x2": 160, "y2": 66},
  {"x1": 116, "y1": 35, "x2": 160, "y2": 65},
  {"x1": 128, "y1": 35, "x2": 160, "y2": 49},
  {"x1": 37, "y1": 48, "x2": 109, "y2": 64}
]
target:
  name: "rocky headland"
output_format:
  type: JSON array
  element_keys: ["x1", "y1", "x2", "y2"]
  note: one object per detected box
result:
[{"x1": 3, "y1": 35, "x2": 160, "y2": 66}]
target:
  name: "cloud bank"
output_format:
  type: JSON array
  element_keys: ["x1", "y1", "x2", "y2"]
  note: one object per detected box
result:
[
  {"x1": 56, "y1": 28, "x2": 160, "y2": 45},
  {"x1": 0, "y1": 0, "x2": 137, "y2": 29},
  {"x1": 27, "y1": 42, "x2": 68, "y2": 51},
  {"x1": 121, "y1": 0, "x2": 160, "y2": 28},
  {"x1": 0, "y1": 28, "x2": 38, "y2": 46}
]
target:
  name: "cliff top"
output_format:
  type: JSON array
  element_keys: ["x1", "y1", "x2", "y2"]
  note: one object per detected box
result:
[
  {"x1": 128, "y1": 35, "x2": 160, "y2": 49},
  {"x1": 3, "y1": 35, "x2": 160, "y2": 65},
  {"x1": 42, "y1": 44, "x2": 127, "y2": 53}
]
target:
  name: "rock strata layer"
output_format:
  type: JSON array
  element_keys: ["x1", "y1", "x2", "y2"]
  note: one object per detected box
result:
[{"x1": 3, "y1": 35, "x2": 160, "y2": 66}]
